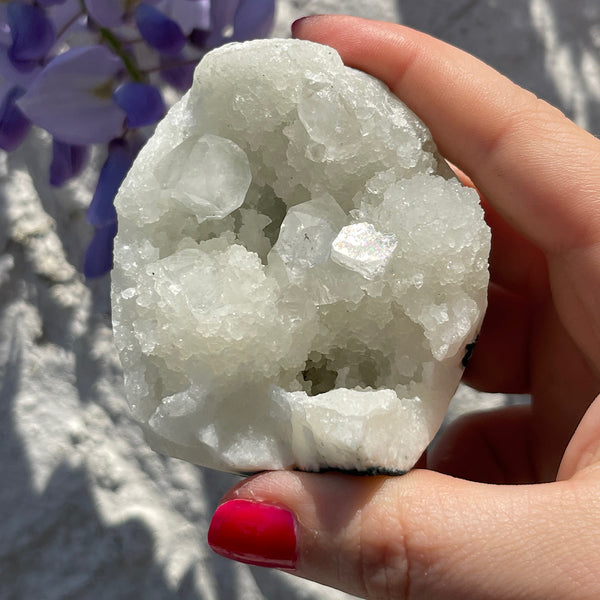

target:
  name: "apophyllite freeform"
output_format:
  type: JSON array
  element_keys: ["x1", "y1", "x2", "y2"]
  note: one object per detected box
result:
[{"x1": 111, "y1": 39, "x2": 490, "y2": 474}]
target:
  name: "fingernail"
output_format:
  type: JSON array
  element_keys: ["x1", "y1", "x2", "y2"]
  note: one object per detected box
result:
[
  {"x1": 208, "y1": 499, "x2": 297, "y2": 569},
  {"x1": 291, "y1": 15, "x2": 322, "y2": 37}
]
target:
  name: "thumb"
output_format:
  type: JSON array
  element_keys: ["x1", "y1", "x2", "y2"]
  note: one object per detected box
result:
[{"x1": 208, "y1": 469, "x2": 600, "y2": 600}]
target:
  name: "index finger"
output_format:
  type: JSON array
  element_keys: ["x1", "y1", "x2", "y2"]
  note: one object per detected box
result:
[
  {"x1": 292, "y1": 15, "x2": 600, "y2": 373},
  {"x1": 292, "y1": 15, "x2": 600, "y2": 255}
]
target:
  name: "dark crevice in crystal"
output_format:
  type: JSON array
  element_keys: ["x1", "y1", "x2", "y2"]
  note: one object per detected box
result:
[
  {"x1": 260, "y1": 190, "x2": 287, "y2": 248},
  {"x1": 301, "y1": 354, "x2": 338, "y2": 396}
]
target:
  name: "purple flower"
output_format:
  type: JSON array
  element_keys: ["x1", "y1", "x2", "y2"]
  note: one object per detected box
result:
[
  {"x1": 159, "y1": 53, "x2": 195, "y2": 90},
  {"x1": 135, "y1": 3, "x2": 186, "y2": 55},
  {"x1": 205, "y1": 0, "x2": 275, "y2": 48},
  {"x1": 49, "y1": 139, "x2": 89, "y2": 186},
  {"x1": 84, "y1": 0, "x2": 127, "y2": 28},
  {"x1": 87, "y1": 138, "x2": 135, "y2": 227},
  {"x1": 113, "y1": 82, "x2": 166, "y2": 127},
  {"x1": 7, "y1": 1, "x2": 56, "y2": 72},
  {"x1": 0, "y1": 0, "x2": 277, "y2": 279},
  {"x1": 49, "y1": 0, "x2": 87, "y2": 42},
  {"x1": 0, "y1": 85, "x2": 31, "y2": 151},
  {"x1": 17, "y1": 45, "x2": 126, "y2": 145},
  {"x1": 84, "y1": 221, "x2": 118, "y2": 278},
  {"x1": 204, "y1": 0, "x2": 238, "y2": 47},
  {"x1": 160, "y1": 0, "x2": 210, "y2": 36},
  {"x1": 37, "y1": 0, "x2": 69, "y2": 7},
  {"x1": 231, "y1": 0, "x2": 275, "y2": 42},
  {"x1": 85, "y1": 138, "x2": 139, "y2": 278},
  {"x1": 0, "y1": 38, "x2": 42, "y2": 89}
]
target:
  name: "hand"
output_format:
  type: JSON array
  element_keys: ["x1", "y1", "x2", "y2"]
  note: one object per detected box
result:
[{"x1": 207, "y1": 16, "x2": 600, "y2": 599}]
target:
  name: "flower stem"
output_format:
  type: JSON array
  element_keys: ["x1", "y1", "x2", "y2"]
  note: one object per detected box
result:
[{"x1": 100, "y1": 27, "x2": 144, "y2": 83}]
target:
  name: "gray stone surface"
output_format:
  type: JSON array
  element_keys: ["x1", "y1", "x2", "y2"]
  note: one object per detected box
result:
[{"x1": 1, "y1": 1, "x2": 599, "y2": 599}]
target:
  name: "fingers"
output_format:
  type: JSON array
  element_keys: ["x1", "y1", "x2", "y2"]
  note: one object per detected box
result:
[
  {"x1": 209, "y1": 470, "x2": 600, "y2": 599},
  {"x1": 559, "y1": 393, "x2": 600, "y2": 480},
  {"x1": 469, "y1": 295, "x2": 598, "y2": 481},
  {"x1": 427, "y1": 404, "x2": 537, "y2": 483},
  {"x1": 292, "y1": 15, "x2": 600, "y2": 254},
  {"x1": 293, "y1": 15, "x2": 600, "y2": 373},
  {"x1": 463, "y1": 282, "x2": 531, "y2": 393},
  {"x1": 451, "y1": 164, "x2": 548, "y2": 299},
  {"x1": 481, "y1": 197, "x2": 547, "y2": 300},
  {"x1": 529, "y1": 299, "x2": 600, "y2": 480}
]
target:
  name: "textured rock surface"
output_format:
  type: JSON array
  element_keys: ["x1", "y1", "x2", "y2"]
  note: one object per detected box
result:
[
  {"x1": 3, "y1": 2, "x2": 599, "y2": 598},
  {"x1": 112, "y1": 39, "x2": 490, "y2": 474}
]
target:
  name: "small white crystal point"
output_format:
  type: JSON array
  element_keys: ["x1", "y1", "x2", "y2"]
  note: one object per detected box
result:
[
  {"x1": 112, "y1": 39, "x2": 491, "y2": 475},
  {"x1": 270, "y1": 194, "x2": 346, "y2": 279},
  {"x1": 156, "y1": 133, "x2": 251, "y2": 223},
  {"x1": 331, "y1": 222, "x2": 398, "y2": 280}
]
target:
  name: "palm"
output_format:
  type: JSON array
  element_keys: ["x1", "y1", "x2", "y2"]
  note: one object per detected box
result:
[{"x1": 433, "y1": 196, "x2": 600, "y2": 483}]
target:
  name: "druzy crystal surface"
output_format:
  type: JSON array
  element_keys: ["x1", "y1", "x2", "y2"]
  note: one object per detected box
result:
[{"x1": 111, "y1": 39, "x2": 491, "y2": 474}]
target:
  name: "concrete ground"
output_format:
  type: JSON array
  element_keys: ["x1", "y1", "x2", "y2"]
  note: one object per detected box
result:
[{"x1": 1, "y1": 1, "x2": 599, "y2": 598}]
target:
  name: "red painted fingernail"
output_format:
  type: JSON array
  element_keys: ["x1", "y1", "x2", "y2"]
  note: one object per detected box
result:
[
  {"x1": 208, "y1": 499, "x2": 297, "y2": 569},
  {"x1": 291, "y1": 15, "x2": 322, "y2": 37}
]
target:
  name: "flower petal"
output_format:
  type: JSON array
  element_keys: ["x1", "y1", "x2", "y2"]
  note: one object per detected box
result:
[
  {"x1": 37, "y1": 0, "x2": 68, "y2": 7},
  {"x1": 135, "y1": 3, "x2": 186, "y2": 55},
  {"x1": 49, "y1": 0, "x2": 87, "y2": 43},
  {"x1": 205, "y1": 0, "x2": 239, "y2": 47},
  {"x1": 84, "y1": 0, "x2": 126, "y2": 28},
  {"x1": 159, "y1": 54, "x2": 195, "y2": 91},
  {"x1": 232, "y1": 0, "x2": 275, "y2": 42},
  {"x1": 113, "y1": 82, "x2": 165, "y2": 128},
  {"x1": 87, "y1": 138, "x2": 134, "y2": 227},
  {"x1": 159, "y1": 0, "x2": 210, "y2": 36},
  {"x1": 7, "y1": 1, "x2": 56, "y2": 72},
  {"x1": 84, "y1": 221, "x2": 118, "y2": 278},
  {"x1": 0, "y1": 85, "x2": 31, "y2": 151},
  {"x1": 17, "y1": 45, "x2": 126, "y2": 145},
  {"x1": 0, "y1": 46, "x2": 42, "y2": 87},
  {"x1": 49, "y1": 139, "x2": 89, "y2": 186}
]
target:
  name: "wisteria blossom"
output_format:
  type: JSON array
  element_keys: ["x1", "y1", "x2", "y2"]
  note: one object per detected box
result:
[{"x1": 0, "y1": 0, "x2": 276, "y2": 277}]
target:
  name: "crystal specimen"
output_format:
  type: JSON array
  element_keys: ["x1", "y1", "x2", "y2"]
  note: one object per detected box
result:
[{"x1": 111, "y1": 39, "x2": 491, "y2": 474}]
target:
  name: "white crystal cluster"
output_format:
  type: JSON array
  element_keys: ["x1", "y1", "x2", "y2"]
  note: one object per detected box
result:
[{"x1": 111, "y1": 39, "x2": 491, "y2": 474}]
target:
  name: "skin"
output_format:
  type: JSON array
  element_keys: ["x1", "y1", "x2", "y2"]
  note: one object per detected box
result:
[{"x1": 215, "y1": 15, "x2": 600, "y2": 600}]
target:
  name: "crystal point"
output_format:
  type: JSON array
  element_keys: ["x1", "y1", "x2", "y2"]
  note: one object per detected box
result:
[{"x1": 331, "y1": 222, "x2": 398, "y2": 280}]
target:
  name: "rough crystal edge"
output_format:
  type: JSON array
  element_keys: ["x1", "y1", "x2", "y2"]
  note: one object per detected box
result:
[{"x1": 236, "y1": 466, "x2": 409, "y2": 477}]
